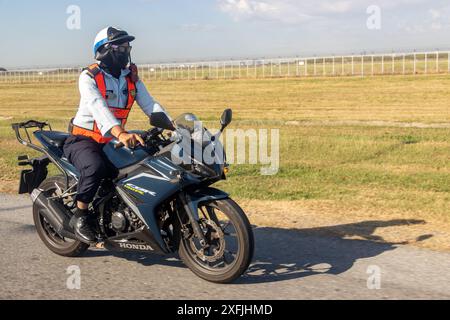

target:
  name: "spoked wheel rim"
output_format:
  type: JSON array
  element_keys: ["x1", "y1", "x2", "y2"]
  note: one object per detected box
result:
[{"x1": 183, "y1": 203, "x2": 240, "y2": 273}]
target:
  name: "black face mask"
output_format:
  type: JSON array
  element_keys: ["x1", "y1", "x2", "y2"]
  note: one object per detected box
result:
[
  {"x1": 99, "y1": 49, "x2": 129, "y2": 79},
  {"x1": 112, "y1": 51, "x2": 129, "y2": 69}
]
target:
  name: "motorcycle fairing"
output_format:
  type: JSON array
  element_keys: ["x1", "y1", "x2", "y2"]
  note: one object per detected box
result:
[{"x1": 115, "y1": 156, "x2": 188, "y2": 252}]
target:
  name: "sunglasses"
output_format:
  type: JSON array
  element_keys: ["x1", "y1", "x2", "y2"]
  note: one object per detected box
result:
[{"x1": 110, "y1": 44, "x2": 132, "y2": 54}]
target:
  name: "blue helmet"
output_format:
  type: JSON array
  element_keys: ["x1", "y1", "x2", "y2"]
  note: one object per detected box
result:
[{"x1": 93, "y1": 27, "x2": 135, "y2": 58}]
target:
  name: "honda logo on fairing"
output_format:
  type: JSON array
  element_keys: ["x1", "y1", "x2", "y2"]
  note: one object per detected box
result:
[{"x1": 119, "y1": 243, "x2": 153, "y2": 251}]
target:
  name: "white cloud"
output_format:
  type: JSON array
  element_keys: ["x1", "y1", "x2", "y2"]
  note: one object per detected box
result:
[
  {"x1": 319, "y1": 1, "x2": 353, "y2": 14},
  {"x1": 218, "y1": 0, "x2": 314, "y2": 23},
  {"x1": 218, "y1": 0, "x2": 430, "y2": 24},
  {"x1": 429, "y1": 8, "x2": 441, "y2": 20},
  {"x1": 397, "y1": 5, "x2": 450, "y2": 34},
  {"x1": 431, "y1": 22, "x2": 442, "y2": 30}
]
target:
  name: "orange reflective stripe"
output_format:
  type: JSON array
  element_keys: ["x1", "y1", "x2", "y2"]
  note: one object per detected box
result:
[
  {"x1": 94, "y1": 72, "x2": 107, "y2": 99},
  {"x1": 126, "y1": 76, "x2": 136, "y2": 109},
  {"x1": 71, "y1": 125, "x2": 112, "y2": 144},
  {"x1": 110, "y1": 108, "x2": 131, "y2": 119},
  {"x1": 72, "y1": 66, "x2": 137, "y2": 144}
]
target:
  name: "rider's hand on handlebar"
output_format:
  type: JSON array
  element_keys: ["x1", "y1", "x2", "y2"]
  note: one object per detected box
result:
[{"x1": 118, "y1": 132, "x2": 145, "y2": 149}]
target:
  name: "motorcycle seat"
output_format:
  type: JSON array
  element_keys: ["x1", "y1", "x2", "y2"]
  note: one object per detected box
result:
[{"x1": 40, "y1": 131, "x2": 69, "y2": 149}]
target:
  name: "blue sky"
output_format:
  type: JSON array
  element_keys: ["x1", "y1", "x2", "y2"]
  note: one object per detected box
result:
[{"x1": 1, "y1": 0, "x2": 450, "y2": 68}]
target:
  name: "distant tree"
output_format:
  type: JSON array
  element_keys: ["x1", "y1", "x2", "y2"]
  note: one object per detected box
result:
[{"x1": 0, "y1": 67, "x2": 7, "y2": 72}]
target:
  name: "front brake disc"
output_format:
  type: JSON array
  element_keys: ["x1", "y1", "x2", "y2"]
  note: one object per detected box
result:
[{"x1": 189, "y1": 219, "x2": 225, "y2": 263}]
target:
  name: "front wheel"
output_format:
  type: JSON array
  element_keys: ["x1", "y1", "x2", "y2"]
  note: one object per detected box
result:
[{"x1": 178, "y1": 198, "x2": 254, "y2": 283}]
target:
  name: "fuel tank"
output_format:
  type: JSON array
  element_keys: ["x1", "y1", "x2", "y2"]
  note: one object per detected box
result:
[{"x1": 102, "y1": 131, "x2": 150, "y2": 169}]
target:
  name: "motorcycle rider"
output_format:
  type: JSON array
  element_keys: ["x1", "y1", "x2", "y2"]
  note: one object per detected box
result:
[{"x1": 64, "y1": 27, "x2": 170, "y2": 244}]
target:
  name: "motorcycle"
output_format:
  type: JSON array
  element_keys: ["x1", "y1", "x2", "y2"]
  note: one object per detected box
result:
[{"x1": 12, "y1": 110, "x2": 254, "y2": 283}]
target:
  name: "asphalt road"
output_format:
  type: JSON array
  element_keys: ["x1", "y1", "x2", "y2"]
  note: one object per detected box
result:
[{"x1": 1, "y1": 193, "x2": 450, "y2": 300}]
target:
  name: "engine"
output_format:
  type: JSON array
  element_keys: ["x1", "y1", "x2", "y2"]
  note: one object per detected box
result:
[{"x1": 103, "y1": 198, "x2": 144, "y2": 235}]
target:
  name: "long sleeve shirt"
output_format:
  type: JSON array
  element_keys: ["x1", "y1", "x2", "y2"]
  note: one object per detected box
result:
[{"x1": 73, "y1": 67, "x2": 169, "y2": 137}]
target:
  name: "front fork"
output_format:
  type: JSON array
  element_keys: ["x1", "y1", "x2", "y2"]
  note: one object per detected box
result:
[{"x1": 177, "y1": 192, "x2": 208, "y2": 247}]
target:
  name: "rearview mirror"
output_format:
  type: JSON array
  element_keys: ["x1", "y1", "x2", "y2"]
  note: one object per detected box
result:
[
  {"x1": 150, "y1": 112, "x2": 175, "y2": 131},
  {"x1": 220, "y1": 109, "x2": 233, "y2": 132}
]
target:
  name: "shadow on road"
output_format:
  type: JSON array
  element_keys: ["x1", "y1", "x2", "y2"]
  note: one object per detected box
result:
[
  {"x1": 78, "y1": 218, "x2": 432, "y2": 284},
  {"x1": 239, "y1": 219, "x2": 432, "y2": 284}
]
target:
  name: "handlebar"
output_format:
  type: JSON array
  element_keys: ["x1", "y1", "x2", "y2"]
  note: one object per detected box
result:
[
  {"x1": 114, "y1": 142, "x2": 125, "y2": 150},
  {"x1": 113, "y1": 128, "x2": 164, "y2": 150}
]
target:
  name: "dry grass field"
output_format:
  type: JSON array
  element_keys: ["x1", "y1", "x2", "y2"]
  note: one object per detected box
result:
[{"x1": 1, "y1": 74, "x2": 450, "y2": 251}]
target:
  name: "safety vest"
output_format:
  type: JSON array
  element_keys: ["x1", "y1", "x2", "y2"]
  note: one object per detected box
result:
[{"x1": 71, "y1": 63, "x2": 137, "y2": 144}]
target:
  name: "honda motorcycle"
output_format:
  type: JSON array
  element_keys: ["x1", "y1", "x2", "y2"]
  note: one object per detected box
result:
[{"x1": 12, "y1": 110, "x2": 254, "y2": 283}]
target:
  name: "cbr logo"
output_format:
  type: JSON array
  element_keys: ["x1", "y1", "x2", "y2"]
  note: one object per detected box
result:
[
  {"x1": 119, "y1": 243, "x2": 153, "y2": 251},
  {"x1": 124, "y1": 183, "x2": 156, "y2": 196}
]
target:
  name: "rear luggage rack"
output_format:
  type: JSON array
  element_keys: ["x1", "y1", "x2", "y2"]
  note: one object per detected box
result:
[
  {"x1": 12, "y1": 120, "x2": 52, "y2": 152},
  {"x1": 12, "y1": 120, "x2": 70, "y2": 190}
]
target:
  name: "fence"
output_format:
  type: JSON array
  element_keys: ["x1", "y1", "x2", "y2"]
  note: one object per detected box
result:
[{"x1": 1, "y1": 51, "x2": 449, "y2": 83}]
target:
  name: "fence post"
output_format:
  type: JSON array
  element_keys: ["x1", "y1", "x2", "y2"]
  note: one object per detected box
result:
[
  {"x1": 305, "y1": 59, "x2": 308, "y2": 76},
  {"x1": 332, "y1": 56, "x2": 335, "y2": 76},
  {"x1": 361, "y1": 55, "x2": 364, "y2": 77},
  {"x1": 237, "y1": 61, "x2": 240, "y2": 79},
  {"x1": 371, "y1": 55, "x2": 374, "y2": 76},
  {"x1": 413, "y1": 53, "x2": 416, "y2": 75},
  {"x1": 233, "y1": 60, "x2": 236, "y2": 79},
  {"x1": 323, "y1": 57, "x2": 326, "y2": 76},
  {"x1": 279, "y1": 59, "x2": 281, "y2": 77},
  {"x1": 403, "y1": 54, "x2": 406, "y2": 75},
  {"x1": 392, "y1": 54, "x2": 395, "y2": 74},
  {"x1": 351, "y1": 56, "x2": 354, "y2": 76},
  {"x1": 314, "y1": 58, "x2": 317, "y2": 76},
  {"x1": 381, "y1": 55, "x2": 384, "y2": 74},
  {"x1": 262, "y1": 60, "x2": 265, "y2": 78},
  {"x1": 436, "y1": 51, "x2": 439, "y2": 73},
  {"x1": 224, "y1": 61, "x2": 226, "y2": 79},
  {"x1": 448, "y1": 52, "x2": 450, "y2": 73},
  {"x1": 425, "y1": 53, "x2": 428, "y2": 74}
]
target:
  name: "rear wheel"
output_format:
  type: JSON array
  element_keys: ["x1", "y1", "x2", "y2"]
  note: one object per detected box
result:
[
  {"x1": 178, "y1": 198, "x2": 254, "y2": 283},
  {"x1": 33, "y1": 175, "x2": 89, "y2": 257}
]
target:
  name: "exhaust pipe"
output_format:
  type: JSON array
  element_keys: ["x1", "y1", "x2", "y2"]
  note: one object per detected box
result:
[{"x1": 32, "y1": 189, "x2": 77, "y2": 240}]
